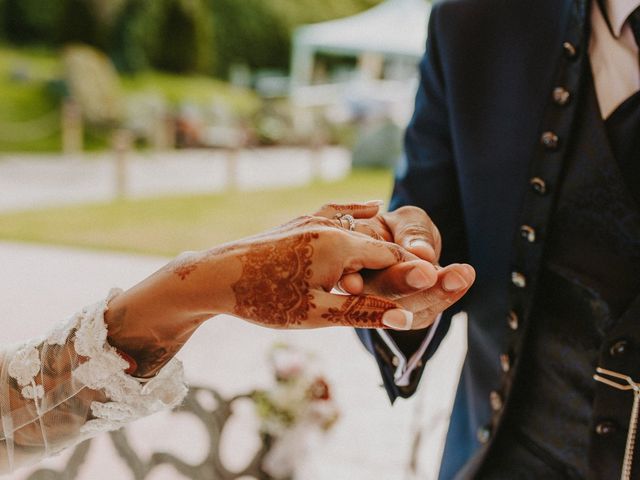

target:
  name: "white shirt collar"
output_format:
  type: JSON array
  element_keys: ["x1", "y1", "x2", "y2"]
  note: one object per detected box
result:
[{"x1": 606, "y1": 0, "x2": 640, "y2": 37}]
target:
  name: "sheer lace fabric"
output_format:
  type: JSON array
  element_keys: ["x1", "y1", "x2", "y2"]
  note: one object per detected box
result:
[{"x1": 0, "y1": 289, "x2": 188, "y2": 473}]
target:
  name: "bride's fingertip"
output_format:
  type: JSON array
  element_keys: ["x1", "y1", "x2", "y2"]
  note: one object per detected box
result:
[{"x1": 382, "y1": 309, "x2": 414, "y2": 330}]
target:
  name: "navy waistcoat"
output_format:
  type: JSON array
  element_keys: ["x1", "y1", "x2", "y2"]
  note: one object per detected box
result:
[{"x1": 477, "y1": 65, "x2": 640, "y2": 479}]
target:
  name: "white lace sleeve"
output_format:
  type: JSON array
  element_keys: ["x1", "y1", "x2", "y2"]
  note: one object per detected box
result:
[{"x1": 0, "y1": 289, "x2": 188, "y2": 473}]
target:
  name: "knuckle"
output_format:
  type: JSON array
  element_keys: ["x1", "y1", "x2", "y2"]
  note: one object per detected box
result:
[
  {"x1": 432, "y1": 224, "x2": 442, "y2": 245},
  {"x1": 398, "y1": 223, "x2": 434, "y2": 239},
  {"x1": 397, "y1": 205, "x2": 428, "y2": 218},
  {"x1": 357, "y1": 222, "x2": 385, "y2": 241},
  {"x1": 413, "y1": 313, "x2": 437, "y2": 329}
]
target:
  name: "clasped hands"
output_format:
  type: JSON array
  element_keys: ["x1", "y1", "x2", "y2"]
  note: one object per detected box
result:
[
  {"x1": 198, "y1": 200, "x2": 475, "y2": 331},
  {"x1": 104, "y1": 200, "x2": 475, "y2": 379},
  {"x1": 312, "y1": 201, "x2": 475, "y2": 330}
]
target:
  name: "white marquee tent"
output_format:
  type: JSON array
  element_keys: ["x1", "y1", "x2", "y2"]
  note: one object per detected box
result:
[{"x1": 291, "y1": 0, "x2": 431, "y2": 88}]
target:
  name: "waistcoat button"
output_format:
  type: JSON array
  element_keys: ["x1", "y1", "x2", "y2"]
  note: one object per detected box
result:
[
  {"x1": 511, "y1": 271, "x2": 527, "y2": 288},
  {"x1": 541, "y1": 131, "x2": 559, "y2": 150},
  {"x1": 609, "y1": 340, "x2": 629, "y2": 357},
  {"x1": 553, "y1": 87, "x2": 571, "y2": 106},
  {"x1": 500, "y1": 353, "x2": 511, "y2": 373},
  {"x1": 508, "y1": 310, "x2": 519, "y2": 330},
  {"x1": 490, "y1": 391, "x2": 503, "y2": 411},
  {"x1": 519, "y1": 225, "x2": 536, "y2": 243},
  {"x1": 563, "y1": 41, "x2": 578, "y2": 59},
  {"x1": 530, "y1": 177, "x2": 547, "y2": 195},
  {"x1": 595, "y1": 421, "x2": 617, "y2": 436}
]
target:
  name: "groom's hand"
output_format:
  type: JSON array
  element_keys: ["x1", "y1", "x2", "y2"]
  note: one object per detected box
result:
[
  {"x1": 315, "y1": 202, "x2": 475, "y2": 329},
  {"x1": 315, "y1": 203, "x2": 441, "y2": 263}
]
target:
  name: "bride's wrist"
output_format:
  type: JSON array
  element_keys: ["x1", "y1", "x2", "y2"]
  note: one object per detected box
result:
[
  {"x1": 166, "y1": 247, "x2": 241, "y2": 319},
  {"x1": 104, "y1": 266, "x2": 215, "y2": 378}
]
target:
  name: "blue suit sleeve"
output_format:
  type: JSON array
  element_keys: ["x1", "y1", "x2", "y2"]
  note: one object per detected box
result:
[{"x1": 357, "y1": 3, "x2": 468, "y2": 403}]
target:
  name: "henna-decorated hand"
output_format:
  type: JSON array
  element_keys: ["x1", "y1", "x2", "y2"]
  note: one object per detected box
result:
[
  {"x1": 174, "y1": 215, "x2": 432, "y2": 330},
  {"x1": 104, "y1": 208, "x2": 440, "y2": 379},
  {"x1": 314, "y1": 202, "x2": 476, "y2": 330}
]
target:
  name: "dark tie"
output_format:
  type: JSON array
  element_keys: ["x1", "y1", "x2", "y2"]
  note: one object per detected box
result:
[{"x1": 629, "y1": 6, "x2": 640, "y2": 50}]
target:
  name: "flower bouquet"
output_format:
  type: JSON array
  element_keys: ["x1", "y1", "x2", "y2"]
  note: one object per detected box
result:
[{"x1": 253, "y1": 344, "x2": 340, "y2": 480}]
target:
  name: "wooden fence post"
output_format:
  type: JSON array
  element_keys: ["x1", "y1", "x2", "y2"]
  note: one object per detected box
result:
[
  {"x1": 61, "y1": 99, "x2": 83, "y2": 156},
  {"x1": 112, "y1": 129, "x2": 132, "y2": 200}
]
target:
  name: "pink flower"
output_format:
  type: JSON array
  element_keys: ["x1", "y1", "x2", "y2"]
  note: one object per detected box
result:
[{"x1": 307, "y1": 377, "x2": 330, "y2": 401}]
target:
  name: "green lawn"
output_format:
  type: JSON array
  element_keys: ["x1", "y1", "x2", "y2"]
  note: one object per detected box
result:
[
  {"x1": 0, "y1": 45, "x2": 259, "y2": 152},
  {"x1": 0, "y1": 169, "x2": 394, "y2": 256},
  {"x1": 0, "y1": 45, "x2": 62, "y2": 151}
]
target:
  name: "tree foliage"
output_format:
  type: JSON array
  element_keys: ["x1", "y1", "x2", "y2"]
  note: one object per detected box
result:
[
  {"x1": 209, "y1": 0, "x2": 383, "y2": 77},
  {"x1": 1, "y1": 0, "x2": 63, "y2": 43},
  {"x1": 0, "y1": 0, "x2": 384, "y2": 76},
  {"x1": 151, "y1": 0, "x2": 214, "y2": 73},
  {"x1": 58, "y1": 0, "x2": 103, "y2": 48}
]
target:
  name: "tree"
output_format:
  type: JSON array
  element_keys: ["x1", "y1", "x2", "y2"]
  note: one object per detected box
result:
[
  {"x1": 58, "y1": 0, "x2": 103, "y2": 48},
  {"x1": 108, "y1": 0, "x2": 149, "y2": 73},
  {"x1": 151, "y1": 0, "x2": 214, "y2": 74},
  {"x1": 208, "y1": 0, "x2": 385, "y2": 78},
  {"x1": 2, "y1": 0, "x2": 63, "y2": 44},
  {"x1": 209, "y1": 0, "x2": 288, "y2": 78}
]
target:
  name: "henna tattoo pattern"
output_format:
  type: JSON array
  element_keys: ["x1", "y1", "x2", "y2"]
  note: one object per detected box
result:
[
  {"x1": 106, "y1": 306, "x2": 184, "y2": 378},
  {"x1": 386, "y1": 243, "x2": 406, "y2": 263},
  {"x1": 165, "y1": 245, "x2": 242, "y2": 281},
  {"x1": 163, "y1": 252, "x2": 201, "y2": 281},
  {"x1": 363, "y1": 239, "x2": 406, "y2": 263},
  {"x1": 321, "y1": 295, "x2": 397, "y2": 327},
  {"x1": 359, "y1": 223, "x2": 385, "y2": 241},
  {"x1": 232, "y1": 232, "x2": 318, "y2": 327},
  {"x1": 174, "y1": 264, "x2": 197, "y2": 281},
  {"x1": 325, "y1": 203, "x2": 376, "y2": 212}
]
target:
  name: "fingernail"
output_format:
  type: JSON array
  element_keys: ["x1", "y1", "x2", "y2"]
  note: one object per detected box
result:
[
  {"x1": 442, "y1": 271, "x2": 468, "y2": 292},
  {"x1": 406, "y1": 267, "x2": 431, "y2": 289},
  {"x1": 409, "y1": 238, "x2": 429, "y2": 248},
  {"x1": 365, "y1": 199, "x2": 385, "y2": 206},
  {"x1": 334, "y1": 280, "x2": 347, "y2": 295},
  {"x1": 462, "y1": 264, "x2": 475, "y2": 275},
  {"x1": 382, "y1": 309, "x2": 413, "y2": 330},
  {"x1": 409, "y1": 239, "x2": 436, "y2": 258}
]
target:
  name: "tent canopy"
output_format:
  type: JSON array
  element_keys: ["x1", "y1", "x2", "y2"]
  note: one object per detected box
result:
[
  {"x1": 291, "y1": 0, "x2": 431, "y2": 87},
  {"x1": 295, "y1": 0, "x2": 430, "y2": 58}
]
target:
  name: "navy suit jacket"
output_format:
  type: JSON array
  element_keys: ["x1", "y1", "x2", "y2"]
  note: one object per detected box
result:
[{"x1": 355, "y1": 0, "x2": 637, "y2": 477}]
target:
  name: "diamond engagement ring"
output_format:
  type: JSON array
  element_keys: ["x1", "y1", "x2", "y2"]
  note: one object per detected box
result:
[{"x1": 335, "y1": 213, "x2": 356, "y2": 231}]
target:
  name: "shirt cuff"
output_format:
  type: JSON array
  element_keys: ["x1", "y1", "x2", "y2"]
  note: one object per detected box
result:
[{"x1": 376, "y1": 313, "x2": 442, "y2": 387}]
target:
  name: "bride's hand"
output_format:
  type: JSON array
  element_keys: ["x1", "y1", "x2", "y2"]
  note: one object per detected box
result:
[
  {"x1": 105, "y1": 212, "x2": 438, "y2": 378},
  {"x1": 166, "y1": 215, "x2": 428, "y2": 330}
]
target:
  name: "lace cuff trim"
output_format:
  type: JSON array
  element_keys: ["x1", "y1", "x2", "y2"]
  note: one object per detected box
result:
[
  {"x1": 8, "y1": 289, "x2": 188, "y2": 436},
  {"x1": 73, "y1": 289, "x2": 188, "y2": 434}
]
